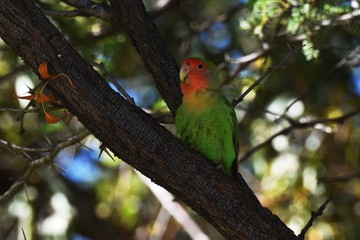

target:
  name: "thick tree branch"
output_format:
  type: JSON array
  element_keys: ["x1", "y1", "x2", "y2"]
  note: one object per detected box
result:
[
  {"x1": 0, "y1": 1, "x2": 297, "y2": 239},
  {"x1": 109, "y1": 0, "x2": 181, "y2": 114}
]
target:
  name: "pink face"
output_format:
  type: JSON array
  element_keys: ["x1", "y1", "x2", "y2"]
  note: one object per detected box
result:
[{"x1": 179, "y1": 58, "x2": 210, "y2": 96}]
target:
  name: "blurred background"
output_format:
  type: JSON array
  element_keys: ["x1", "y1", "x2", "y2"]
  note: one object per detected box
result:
[{"x1": 1, "y1": 0, "x2": 360, "y2": 239}]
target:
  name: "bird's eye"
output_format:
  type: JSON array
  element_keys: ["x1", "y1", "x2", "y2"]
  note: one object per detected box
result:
[{"x1": 197, "y1": 64, "x2": 204, "y2": 70}]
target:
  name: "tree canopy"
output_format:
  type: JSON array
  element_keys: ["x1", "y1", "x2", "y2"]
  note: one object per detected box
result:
[{"x1": 0, "y1": 0, "x2": 360, "y2": 239}]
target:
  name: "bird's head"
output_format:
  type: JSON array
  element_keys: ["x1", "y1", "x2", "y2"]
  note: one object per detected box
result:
[{"x1": 179, "y1": 57, "x2": 220, "y2": 96}]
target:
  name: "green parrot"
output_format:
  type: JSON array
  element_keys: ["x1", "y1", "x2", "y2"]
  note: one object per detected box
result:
[{"x1": 175, "y1": 57, "x2": 239, "y2": 179}]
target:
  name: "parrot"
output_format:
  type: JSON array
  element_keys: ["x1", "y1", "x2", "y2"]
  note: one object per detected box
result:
[{"x1": 175, "y1": 57, "x2": 239, "y2": 179}]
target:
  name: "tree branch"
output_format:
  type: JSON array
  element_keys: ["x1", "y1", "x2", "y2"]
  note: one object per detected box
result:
[
  {"x1": 191, "y1": 3, "x2": 245, "y2": 32},
  {"x1": 239, "y1": 107, "x2": 360, "y2": 163},
  {"x1": 0, "y1": 130, "x2": 89, "y2": 204},
  {"x1": 0, "y1": 138, "x2": 52, "y2": 153},
  {"x1": 109, "y1": 0, "x2": 181, "y2": 114},
  {"x1": 285, "y1": 45, "x2": 360, "y2": 113},
  {"x1": 58, "y1": 0, "x2": 114, "y2": 21},
  {"x1": 232, "y1": 45, "x2": 302, "y2": 107},
  {"x1": 43, "y1": 9, "x2": 112, "y2": 21},
  {"x1": 320, "y1": 9, "x2": 360, "y2": 26},
  {"x1": 298, "y1": 197, "x2": 332, "y2": 240},
  {"x1": 89, "y1": 60, "x2": 135, "y2": 105},
  {"x1": 53, "y1": 0, "x2": 178, "y2": 21},
  {"x1": 136, "y1": 171, "x2": 210, "y2": 240}
]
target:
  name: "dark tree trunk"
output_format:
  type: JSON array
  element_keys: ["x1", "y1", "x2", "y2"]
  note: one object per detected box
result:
[{"x1": 0, "y1": 0, "x2": 297, "y2": 239}]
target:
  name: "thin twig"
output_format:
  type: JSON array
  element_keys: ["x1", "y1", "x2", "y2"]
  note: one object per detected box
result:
[
  {"x1": 150, "y1": 0, "x2": 180, "y2": 20},
  {"x1": 21, "y1": 227, "x2": 28, "y2": 240},
  {"x1": 152, "y1": 112, "x2": 174, "y2": 124},
  {"x1": 320, "y1": 9, "x2": 360, "y2": 26},
  {"x1": 192, "y1": 3, "x2": 244, "y2": 32},
  {"x1": 0, "y1": 139, "x2": 52, "y2": 153},
  {"x1": 225, "y1": 43, "x2": 271, "y2": 64},
  {"x1": 0, "y1": 130, "x2": 90, "y2": 205},
  {"x1": 136, "y1": 171, "x2": 210, "y2": 240},
  {"x1": 149, "y1": 206, "x2": 172, "y2": 240},
  {"x1": 238, "y1": 107, "x2": 360, "y2": 163},
  {"x1": 285, "y1": 45, "x2": 360, "y2": 113},
  {"x1": 57, "y1": 0, "x2": 114, "y2": 21},
  {"x1": 98, "y1": 143, "x2": 115, "y2": 162},
  {"x1": 43, "y1": 9, "x2": 96, "y2": 18},
  {"x1": 52, "y1": 0, "x2": 178, "y2": 22},
  {"x1": 15, "y1": 82, "x2": 45, "y2": 134},
  {"x1": 298, "y1": 197, "x2": 332, "y2": 240},
  {"x1": 221, "y1": 43, "x2": 274, "y2": 86},
  {"x1": 90, "y1": 61, "x2": 136, "y2": 105},
  {"x1": 0, "y1": 106, "x2": 60, "y2": 113},
  {"x1": 319, "y1": 173, "x2": 360, "y2": 182},
  {"x1": 232, "y1": 45, "x2": 302, "y2": 107}
]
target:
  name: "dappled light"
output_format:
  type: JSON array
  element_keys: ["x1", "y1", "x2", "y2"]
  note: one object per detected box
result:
[{"x1": 1, "y1": 0, "x2": 360, "y2": 239}]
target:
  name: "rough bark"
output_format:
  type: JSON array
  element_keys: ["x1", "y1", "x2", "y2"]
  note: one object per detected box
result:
[
  {"x1": 109, "y1": 0, "x2": 181, "y2": 114},
  {"x1": 0, "y1": 0, "x2": 297, "y2": 239}
]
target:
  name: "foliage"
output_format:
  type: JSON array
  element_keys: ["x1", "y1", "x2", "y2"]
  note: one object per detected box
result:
[{"x1": 0, "y1": 0, "x2": 360, "y2": 239}]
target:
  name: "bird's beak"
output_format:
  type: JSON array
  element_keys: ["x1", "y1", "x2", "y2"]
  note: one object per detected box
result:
[{"x1": 180, "y1": 63, "x2": 190, "y2": 85}]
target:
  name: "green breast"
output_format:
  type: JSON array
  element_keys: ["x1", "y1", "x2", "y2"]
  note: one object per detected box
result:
[{"x1": 175, "y1": 95, "x2": 239, "y2": 176}]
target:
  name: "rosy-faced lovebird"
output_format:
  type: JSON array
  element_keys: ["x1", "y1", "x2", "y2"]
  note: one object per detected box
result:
[{"x1": 175, "y1": 57, "x2": 239, "y2": 179}]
